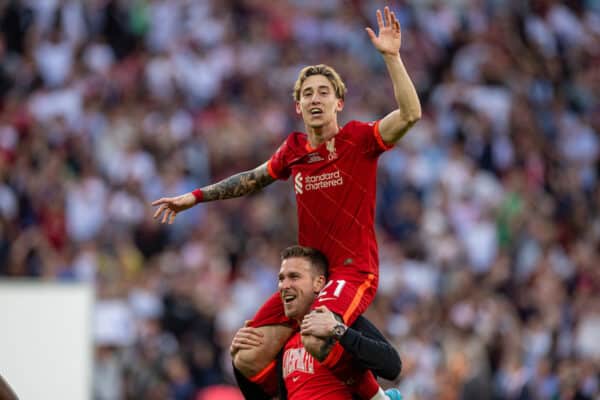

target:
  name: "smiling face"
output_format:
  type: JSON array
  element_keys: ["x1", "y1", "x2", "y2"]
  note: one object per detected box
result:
[
  {"x1": 278, "y1": 256, "x2": 326, "y2": 320},
  {"x1": 295, "y1": 74, "x2": 344, "y2": 130}
]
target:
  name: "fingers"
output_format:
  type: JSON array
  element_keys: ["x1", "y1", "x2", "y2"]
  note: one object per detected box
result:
[
  {"x1": 315, "y1": 306, "x2": 329, "y2": 313},
  {"x1": 238, "y1": 327, "x2": 264, "y2": 338},
  {"x1": 151, "y1": 198, "x2": 168, "y2": 207},
  {"x1": 391, "y1": 10, "x2": 400, "y2": 32},
  {"x1": 153, "y1": 204, "x2": 165, "y2": 219},
  {"x1": 232, "y1": 328, "x2": 264, "y2": 348},
  {"x1": 371, "y1": 7, "x2": 399, "y2": 35},
  {"x1": 153, "y1": 204, "x2": 173, "y2": 223},
  {"x1": 384, "y1": 6, "x2": 391, "y2": 27},
  {"x1": 365, "y1": 27, "x2": 377, "y2": 42},
  {"x1": 153, "y1": 204, "x2": 178, "y2": 224},
  {"x1": 230, "y1": 335, "x2": 261, "y2": 353},
  {"x1": 300, "y1": 321, "x2": 312, "y2": 334},
  {"x1": 301, "y1": 316, "x2": 316, "y2": 330},
  {"x1": 161, "y1": 208, "x2": 171, "y2": 224},
  {"x1": 152, "y1": 200, "x2": 176, "y2": 224},
  {"x1": 232, "y1": 336, "x2": 262, "y2": 348}
]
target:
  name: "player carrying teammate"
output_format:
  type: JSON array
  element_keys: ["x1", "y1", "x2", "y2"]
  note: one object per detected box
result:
[
  {"x1": 153, "y1": 6, "x2": 420, "y2": 400},
  {"x1": 230, "y1": 245, "x2": 402, "y2": 399}
]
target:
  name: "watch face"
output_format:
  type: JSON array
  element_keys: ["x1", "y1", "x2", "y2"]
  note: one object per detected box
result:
[{"x1": 333, "y1": 324, "x2": 346, "y2": 338}]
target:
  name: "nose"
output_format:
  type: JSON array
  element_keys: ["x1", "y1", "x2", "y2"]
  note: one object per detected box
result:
[
  {"x1": 279, "y1": 278, "x2": 291, "y2": 291},
  {"x1": 310, "y1": 92, "x2": 321, "y2": 104}
]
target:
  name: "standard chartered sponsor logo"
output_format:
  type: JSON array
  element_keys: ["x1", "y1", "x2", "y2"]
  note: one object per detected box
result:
[
  {"x1": 294, "y1": 170, "x2": 343, "y2": 194},
  {"x1": 294, "y1": 172, "x2": 303, "y2": 194}
]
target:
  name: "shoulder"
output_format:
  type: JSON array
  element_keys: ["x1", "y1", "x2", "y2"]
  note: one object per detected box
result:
[
  {"x1": 341, "y1": 120, "x2": 377, "y2": 136},
  {"x1": 272, "y1": 132, "x2": 306, "y2": 157},
  {"x1": 351, "y1": 315, "x2": 383, "y2": 337},
  {"x1": 281, "y1": 131, "x2": 308, "y2": 149}
]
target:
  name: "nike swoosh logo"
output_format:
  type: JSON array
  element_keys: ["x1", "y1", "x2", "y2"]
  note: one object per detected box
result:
[
  {"x1": 292, "y1": 376, "x2": 300, "y2": 382},
  {"x1": 317, "y1": 297, "x2": 337, "y2": 302}
]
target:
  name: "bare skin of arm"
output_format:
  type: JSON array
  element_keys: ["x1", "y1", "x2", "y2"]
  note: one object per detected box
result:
[
  {"x1": 152, "y1": 161, "x2": 275, "y2": 224},
  {"x1": 300, "y1": 307, "x2": 342, "y2": 362},
  {"x1": 366, "y1": 7, "x2": 422, "y2": 145},
  {"x1": 230, "y1": 323, "x2": 294, "y2": 378}
]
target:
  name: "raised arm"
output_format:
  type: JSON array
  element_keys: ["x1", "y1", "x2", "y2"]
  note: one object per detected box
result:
[
  {"x1": 366, "y1": 7, "x2": 421, "y2": 145},
  {"x1": 152, "y1": 161, "x2": 275, "y2": 224}
]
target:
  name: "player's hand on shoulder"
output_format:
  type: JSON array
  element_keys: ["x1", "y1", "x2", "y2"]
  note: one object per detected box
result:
[
  {"x1": 300, "y1": 306, "x2": 338, "y2": 338},
  {"x1": 230, "y1": 323, "x2": 264, "y2": 356},
  {"x1": 151, "y1": 192, "x2": 196, "y2": 224}
]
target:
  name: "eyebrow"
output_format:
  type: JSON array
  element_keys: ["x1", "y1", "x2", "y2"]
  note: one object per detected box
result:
[
  {"x1": 278, "y1": 271, "x2": 301, "y2": 279},
  {"x1": 302, "y1": 85, "x2": 331, "y2": 93}
]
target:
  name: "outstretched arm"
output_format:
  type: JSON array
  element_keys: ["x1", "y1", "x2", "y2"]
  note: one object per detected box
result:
[
  {"x1": 366, "y1": 7, "x2": 421, "y2": 145},
  {"x1": 152, "y1": 161, "x2": 275, "y2": 224}
]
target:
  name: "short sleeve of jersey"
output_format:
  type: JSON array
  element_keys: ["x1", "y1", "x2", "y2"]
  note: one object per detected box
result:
[
  {"x1": 267, "y1": 136, "x2": 294, "y2": 180},
  {"x1": 267, "y1": 137, "x2": 292, "y2": 180},
  {"x1": 347, "y1": 120, "x2": 394, "y2": 158}
]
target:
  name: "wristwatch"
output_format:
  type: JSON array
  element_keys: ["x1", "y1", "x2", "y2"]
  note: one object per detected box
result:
[{"x1": 332, "y1": 323, "x2": 347, "y2": 341}]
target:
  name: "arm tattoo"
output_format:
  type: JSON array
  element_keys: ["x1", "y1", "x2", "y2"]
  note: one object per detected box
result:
[
  {"x1": 316, "y1": 339, "x2": 335, "y2": 362},
  {"x1": 201, "y1": 163, "x2": 275, "y2": 201}
]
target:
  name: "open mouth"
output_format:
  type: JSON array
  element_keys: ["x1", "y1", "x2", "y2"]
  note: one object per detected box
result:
[
  {"x1": 310, "y1": 108, "x2": 323, "y2": 116},
  {"x1": 283, "y1": 294, "x2": 297, "y2": 304}
]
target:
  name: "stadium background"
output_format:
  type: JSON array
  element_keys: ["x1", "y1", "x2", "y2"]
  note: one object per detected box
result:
[{"x1": 0, "y1": 0, "x2": 599, "y2": 399}]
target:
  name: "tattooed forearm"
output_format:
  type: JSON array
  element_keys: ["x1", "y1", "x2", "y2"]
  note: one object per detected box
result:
[
  {"x1": 317, "y1": 339, "x2": 335, "y2": 362},
  {"x1": 201, "y1": 162, "x2": 275, "y2": 201}
]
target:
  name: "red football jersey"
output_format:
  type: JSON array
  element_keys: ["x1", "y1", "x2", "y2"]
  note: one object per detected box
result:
[
  {"x1": 283, "y1": 332, "x2": 353, "y2": 400},
  {"x1": 268, "y1": 120, "x2": 392, "y2": 276}
]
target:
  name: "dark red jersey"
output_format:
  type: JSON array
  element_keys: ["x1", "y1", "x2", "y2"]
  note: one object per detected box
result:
[
  {"x1": 282, "y1": 332, "x2": 352, "y2": 400},
  {"x1": 268, "y1": 120, "x2": 392, "y2": 276}
]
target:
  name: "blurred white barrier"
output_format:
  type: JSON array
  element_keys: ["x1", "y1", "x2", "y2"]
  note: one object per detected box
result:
[{"x1": 0, "y1": 281, "x2": 93, "y2": 400}]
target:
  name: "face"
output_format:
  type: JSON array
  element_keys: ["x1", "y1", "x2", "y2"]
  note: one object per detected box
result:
[
  {"x1": 278, "y1": 257, "x2": 325, "y2": 320},
  {"x1": 295, "y1": 74, "x2": 344, "y2": 129}
]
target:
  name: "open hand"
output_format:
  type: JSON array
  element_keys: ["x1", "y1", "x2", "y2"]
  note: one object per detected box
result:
[
  {"x1": 366, "y1": 6, "x2": 402, "y2": 56},
  {"x1": 151, "y1": 192, "x2": 196, "y2": 224}
]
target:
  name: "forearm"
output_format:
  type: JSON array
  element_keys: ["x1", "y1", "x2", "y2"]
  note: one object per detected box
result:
[
  {"x1": 340, "y1": 329, "x2": 400, "y2": 380},
  {"x1": 383, "y1": 54, "x2": 421, "y2": 126},
  {"x1": 342, "y1": 317, "x2": 401, "y2": 380},
  {"x1": 199, "y1": 163, "x2": 274, "y2": 202}
]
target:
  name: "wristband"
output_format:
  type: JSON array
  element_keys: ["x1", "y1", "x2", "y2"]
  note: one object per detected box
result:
[{"x1": 191, "y1": 189, "x2": 203, "y2": 204}]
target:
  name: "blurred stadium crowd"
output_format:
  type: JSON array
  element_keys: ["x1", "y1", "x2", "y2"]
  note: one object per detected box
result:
[{"x1": 0, "y1": 0, "x2": 599, "y2": 399}]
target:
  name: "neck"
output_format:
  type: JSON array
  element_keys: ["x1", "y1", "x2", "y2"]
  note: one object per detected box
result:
[
  {"x1": 294, "y1": 310, "x2": 312, "y2": 325},
  {"x1": 306, "y1": 121, "x2": 339, "y2": 148}
]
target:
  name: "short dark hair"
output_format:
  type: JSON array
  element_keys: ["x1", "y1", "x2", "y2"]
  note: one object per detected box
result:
[{"x1": 281, "y1": 245, "x2": 329, "y2": 279}]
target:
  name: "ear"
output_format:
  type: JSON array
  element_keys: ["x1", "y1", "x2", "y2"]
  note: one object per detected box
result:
[
  {"x1": 313, "y1": 275, "x2": 326, "y2": 293},
  {"x1": 295, "y1": 101, "x2": 302, "y2": 115},
  {"x1": 336, "y1": 99, "x2": 344, "y2": 112}
]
